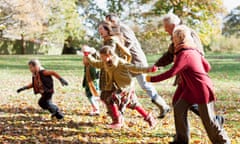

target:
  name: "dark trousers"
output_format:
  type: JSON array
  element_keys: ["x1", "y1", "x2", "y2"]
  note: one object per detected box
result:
[
  {"x1": 189, "y1": 104, "x2": 200, "y2": 115},
  {"x1": 38, "y1": 93, "x2": 59, "y2": 115},
  {"x1": 173, "y1": 99, "x2": 230, "y2": 144}
]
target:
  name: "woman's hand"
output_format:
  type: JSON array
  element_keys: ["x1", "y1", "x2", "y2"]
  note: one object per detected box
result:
[{"x1": 148, "y1": 65, "x2": 158, "y2": 72}]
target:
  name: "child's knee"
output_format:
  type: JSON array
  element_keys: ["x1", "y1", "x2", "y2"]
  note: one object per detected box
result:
[{"x1": 38, "y1": 99, "x2": 48, "y2": 109}]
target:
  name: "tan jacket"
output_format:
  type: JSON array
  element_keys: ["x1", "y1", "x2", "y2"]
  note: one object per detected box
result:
[
  {"x1": 119, "y1": 23, "x2": 148, "y2": 66},
  {"x1": 87, "y1": 55, "x2": 150, "y2": 91},
  {"x1": 103, "y1": 36, "x2": 132, "y2": 63}
]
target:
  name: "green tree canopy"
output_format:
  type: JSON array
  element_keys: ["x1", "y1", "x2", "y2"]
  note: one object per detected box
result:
[
  {"x1": 0, "y1": 0, "x2": 85, "y2": 54},
  {"x1": 222, "y1": 6, "x2": 240, "y2": 37},
  {"x1": 77, "y1": 0, "x2": 225, "y2": 52}
]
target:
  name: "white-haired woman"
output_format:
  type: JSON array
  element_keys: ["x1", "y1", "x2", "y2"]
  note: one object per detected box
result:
[{"x1": 147, "y1": 25, "x2": 230, "y2": 144}]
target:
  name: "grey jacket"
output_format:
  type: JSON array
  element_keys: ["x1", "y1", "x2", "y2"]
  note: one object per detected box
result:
[{"x1": 120, "y1": 23, "x2": 148, "y2": 66}]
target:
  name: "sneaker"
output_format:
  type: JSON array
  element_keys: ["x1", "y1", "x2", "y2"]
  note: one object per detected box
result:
[
  {"x1": 89, "y1": 109, "x2": 100, "y2": 116},
  {"x1": 107, "y1": 122, "x2": 123, "y2": 129},
  {"x1": 152, "y1": 98, "x2": 170, "y2": 119},
  {"x1": 107, "y1": 114, "x2": 124, "y2": 129},
  {"x1": 144, "y1": 113, "x2": 157, "y2": 128},
  {"x1": 158, "y1": 107, "x2": 170, "y2": 119},
  {"x1": 52, "y1": 111, "x2": 64, "y2": 120},
  {"x1": 216, "y1": 115, "x2": 225, "y2": 128}
]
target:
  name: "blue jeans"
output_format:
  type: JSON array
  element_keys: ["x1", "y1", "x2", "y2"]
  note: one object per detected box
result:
[
  {"x1": 136, "y1": 74, "x2": 168, "y2": 108},
  {"x1": 38, "y1": 93, "x2": 59, "y2": 114}
]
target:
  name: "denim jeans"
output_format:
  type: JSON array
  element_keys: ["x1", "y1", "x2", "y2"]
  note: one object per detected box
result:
[
  {"x1": 136, "y1": 74, "x2": 168, "y2": 108},
  {"x1": 38, "y1": 93, "x2": 59, "y2": 114}
]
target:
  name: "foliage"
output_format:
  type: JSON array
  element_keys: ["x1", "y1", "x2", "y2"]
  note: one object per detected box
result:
[
  {"x1": 0, "y1": 0, "x2": 85, "y2": 54},
  {"x1": 0, "y1": 0, "x2": 46, "y2": 38},
  {"x1": 210, "y1": 35, "x2": 240, "y2": 53},
  {"x1": 77, "y1": 0, "x2": 142, "y2": 45},
  {"x1": 44, "y1": 0, "x2": 85, "y2": 49},
  {"x1": 0, "y1": 54, "x2": 239, "y2": 143},
  {"x1": 140, "y1": 0, "x2": 225, "y2": 48},
  {"x1": 77, "y1": 0, "x2": 226, "y2": 52},
  {"x1": 222, "y1": 6, "x2": 240, "y2": 37},
  {"x1": 0, "y1": 38, "x2": 46, "y2": 54}
]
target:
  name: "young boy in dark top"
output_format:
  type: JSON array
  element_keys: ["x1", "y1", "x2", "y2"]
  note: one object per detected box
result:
[{"x1": 17, "y1": 59, "x2": 68, "y2": 120}]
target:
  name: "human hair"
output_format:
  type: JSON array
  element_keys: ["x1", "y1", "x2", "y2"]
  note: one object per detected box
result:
[
  {"x1": 173, "y1": 25, "x2": 195, "y2": 46},
  {"x1": 98, "y1": 21, "x2": 114, "y2": 36},
  {"x1": 28, "y1": 59, "x2": 41, "y2": 67},
  {"x1": 99, "y1": 46, "x2": 115, "y2": 56},
  {"x1": 105, "y1": 13, "x2": 119, "y2": 23},
  {"x1": 162, "y1": 13, "x2": 181, "y2": 25},
  {"x1": 98, "y1": 21, "x2": 121, "y2": 36}
]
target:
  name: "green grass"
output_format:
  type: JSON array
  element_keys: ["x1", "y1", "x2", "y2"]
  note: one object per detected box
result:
[{"x1": 0, "y1": 54, "x2": 239, "y2": 143}]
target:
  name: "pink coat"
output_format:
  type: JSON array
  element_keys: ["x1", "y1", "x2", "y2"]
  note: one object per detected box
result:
[{"x1": 150, "y1": 49, "x2": 216, "y2": 104}]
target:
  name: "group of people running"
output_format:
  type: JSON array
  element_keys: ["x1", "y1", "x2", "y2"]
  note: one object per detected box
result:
[{"x1": 17, "y1": 13, "x2": 231, "y2": 144}]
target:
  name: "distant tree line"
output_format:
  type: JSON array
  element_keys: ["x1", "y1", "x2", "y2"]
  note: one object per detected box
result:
[{"x1": 0, "y1": 0, "x2": 239, "y2": 54}]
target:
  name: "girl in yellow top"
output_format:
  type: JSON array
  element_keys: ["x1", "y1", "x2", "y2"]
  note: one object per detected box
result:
[{"x1": 84, "y1": 45, "x2": 157, "y2": 129}]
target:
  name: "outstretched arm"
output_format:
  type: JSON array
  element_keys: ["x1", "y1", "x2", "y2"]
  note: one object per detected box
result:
[
  {"x1": 43, "y1": 70, "x2": 61, "y2": 79},
  {"x1": 202, "y1": 57, "x2": 211, "y2": 72},
  {"x1": 148, "y1": 53, "x2": 188, "y2": 82},
  {"x1": 43, "y1": 70, "x2": 68, "y2": 86},
  {"x1": 116, "y1": 41, "x2": 132, "y2": 63},
  {"x1": 17, "y1": 83, "x2": 33, "y2": 93},
  {"x1": 26, "y1": 83, "x2": 33, "y2": 89},
  {"x1": 154, "y1": 43, "x2": 174, "y2": 67},
  {"x1": 86, "y1": 55, "x2": 104, "y2": 69},
  {"x1": 123, "y1": 64, "x2": 157, "y2": 74}
]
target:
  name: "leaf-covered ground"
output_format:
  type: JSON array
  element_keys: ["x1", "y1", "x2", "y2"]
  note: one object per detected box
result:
[{"x1": 0, "y1": 54, "x2": 239, "y2": 144}]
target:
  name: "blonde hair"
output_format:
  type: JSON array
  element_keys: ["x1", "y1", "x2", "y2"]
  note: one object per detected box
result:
[
  {"x1": 173, "y1": 25, "x2": 195, "y2": 47},
  {"x1": 162, "y1": 13, "x2": 181, "y2": 25}
]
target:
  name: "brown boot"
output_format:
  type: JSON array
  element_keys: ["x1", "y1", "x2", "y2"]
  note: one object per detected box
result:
[{"x1": 144, "y1": 113, "x2": 156, "y2": 128}]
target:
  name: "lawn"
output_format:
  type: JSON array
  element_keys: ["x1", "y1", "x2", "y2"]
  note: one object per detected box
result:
[{"x1": 0, "y1": 54, "x2": 239, "y2": 144}]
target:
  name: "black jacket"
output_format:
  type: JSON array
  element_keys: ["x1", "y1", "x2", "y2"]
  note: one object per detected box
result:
[{"x1": 32, "y1": 70, "x2": 53, "y2": 94}]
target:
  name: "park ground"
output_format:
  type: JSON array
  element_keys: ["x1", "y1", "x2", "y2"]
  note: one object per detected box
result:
[{"x1": 0, "y1": 53, "x2": 239, "y2": 144}]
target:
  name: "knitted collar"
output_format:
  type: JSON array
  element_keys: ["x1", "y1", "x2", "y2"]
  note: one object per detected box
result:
[{"x1": 174, "y1": 43, "x2": 197, "y2": 54}]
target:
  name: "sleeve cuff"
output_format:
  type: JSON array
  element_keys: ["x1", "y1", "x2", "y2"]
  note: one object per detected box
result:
[{"x1": 146, "y1": 75, "x2": 152, "y2": 82}]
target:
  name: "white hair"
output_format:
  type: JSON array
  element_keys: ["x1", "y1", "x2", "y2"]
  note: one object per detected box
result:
[{"x1": 162, "y1": 13, "x2": 181, "y2": 25}]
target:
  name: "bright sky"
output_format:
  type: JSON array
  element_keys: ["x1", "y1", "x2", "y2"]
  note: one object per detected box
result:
[{"x1": 223, "y1": 0, "x2": 240, "y2": 12}]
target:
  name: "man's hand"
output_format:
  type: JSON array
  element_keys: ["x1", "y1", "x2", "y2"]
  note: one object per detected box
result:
[
  {"x1": 148, "y1": 65, "x2": 158, "y2": 72},
  {"x1": 59, "y1": 78, "x2": 68, "y2": 86},
  {"x1": 17, "y1": 87, "x2": 27, "y2": 93}
]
